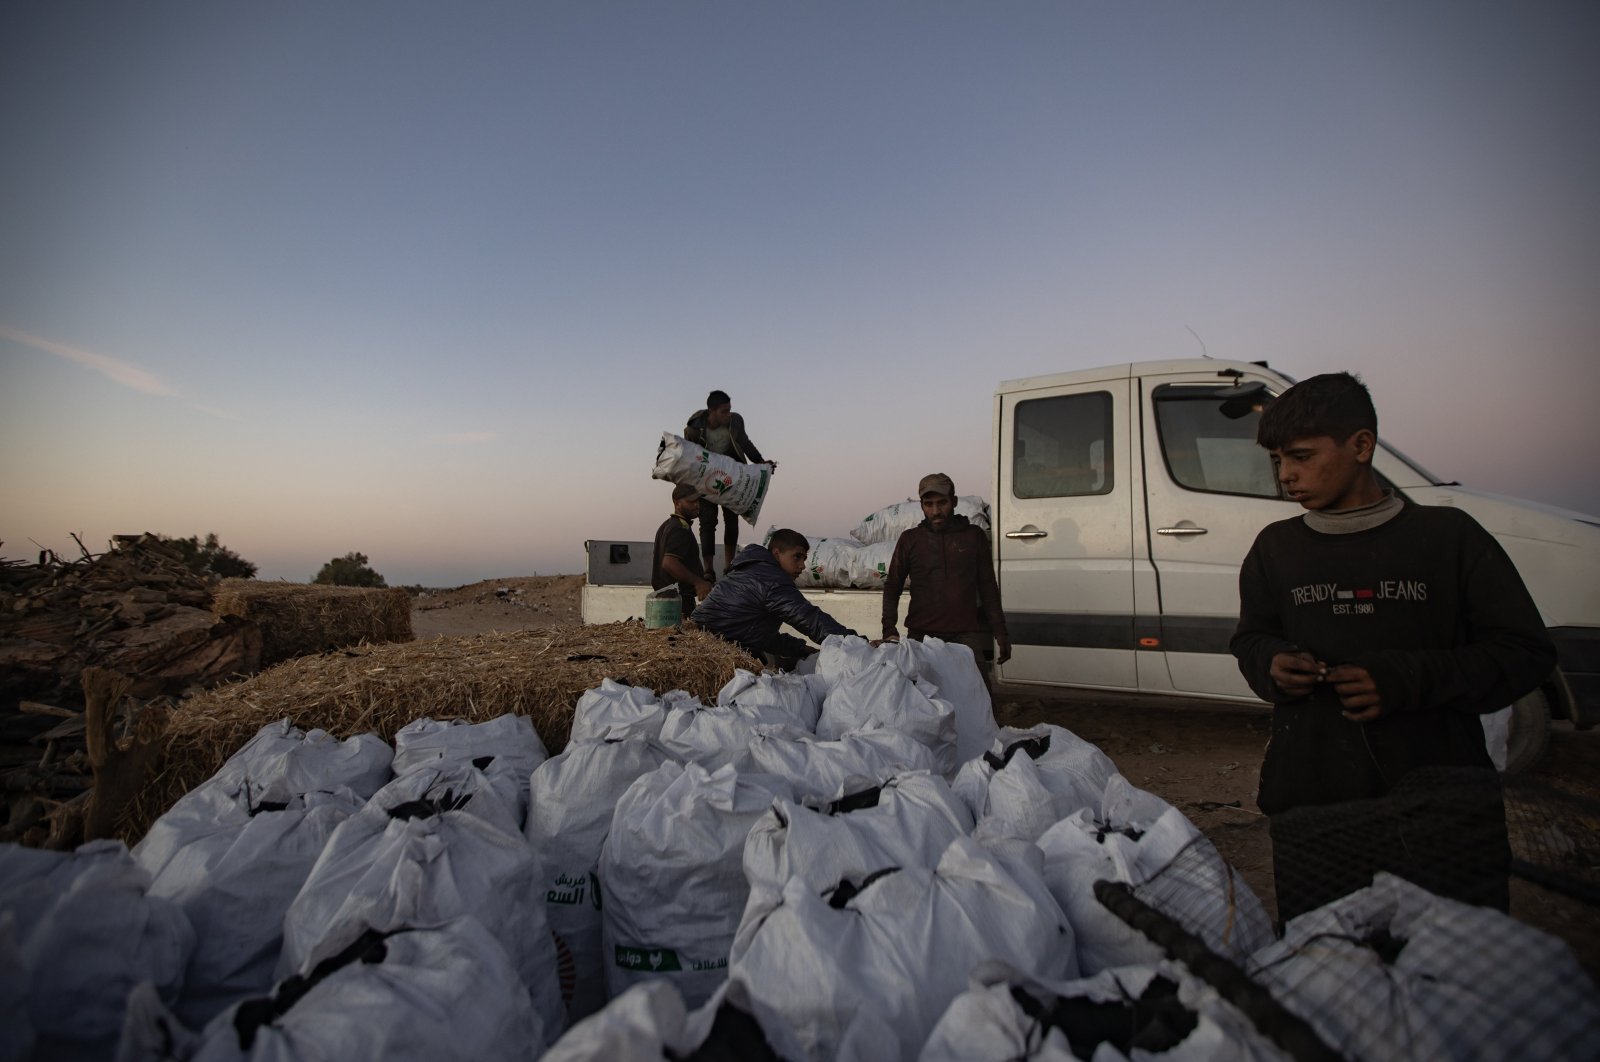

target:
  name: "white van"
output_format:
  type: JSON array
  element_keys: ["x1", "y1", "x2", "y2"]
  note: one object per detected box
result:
[{"x1": 993, "y1": 358, "x2": 1599, "y2": 769}]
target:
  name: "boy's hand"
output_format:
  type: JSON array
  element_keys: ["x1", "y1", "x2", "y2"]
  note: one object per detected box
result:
[
  {"x1": 694, "y1": 578, "x2": 713, "y2": 601},
  {"x1": 996, "y1": 635, "x2": 1012, "y2": 665},
  {"x1": 1326, "y1": 664, "x2": 1383, "y2": 721},
  {"x1": 1269, "y1": 651, "x2": 1326, "y2": 696}
]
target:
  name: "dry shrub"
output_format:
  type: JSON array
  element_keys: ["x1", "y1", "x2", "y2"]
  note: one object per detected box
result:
[
  {"x1": 118, "y1": 621, "x2": 759, "y2": 843},
  {"x1": 211, "y1": 579, "x2": 413, "y2": 666}
]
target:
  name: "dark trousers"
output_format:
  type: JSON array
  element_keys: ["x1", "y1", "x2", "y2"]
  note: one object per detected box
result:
[{"x1": 697, "y1": 501, "x2": 739, "y2": 559}]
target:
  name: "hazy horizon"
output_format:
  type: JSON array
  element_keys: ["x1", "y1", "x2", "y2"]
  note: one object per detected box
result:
[{"x1": 5, "y1": 2, "x2": 1597, "y2": 587}]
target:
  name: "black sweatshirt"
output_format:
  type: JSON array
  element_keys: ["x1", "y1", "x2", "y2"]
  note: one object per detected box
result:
[
  {"x1": 881, "y1": 515, "x2": 1007, "y2": 640},
  {"x1": 1231, "y1": 500, "x2": 1555, "y2": 815}
]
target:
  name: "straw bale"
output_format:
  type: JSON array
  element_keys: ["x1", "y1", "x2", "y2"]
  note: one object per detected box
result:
[
  {"x1": 117, "y1": 621, "x2": 759, "y2": 843},
  {"x1": 211, "y1": 579, "x2": 413, "y2": 666}
]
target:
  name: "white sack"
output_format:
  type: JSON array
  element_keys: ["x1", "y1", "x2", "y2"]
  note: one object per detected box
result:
[
  {"x1": 817, "y1": 659, "x2": 958, "y2": 777},
  {"x1": 953, "y1": 724, "x2": 1118, "y2": 841},
  {"x1": 717, "y1": 668, "x2": 825, "y2": 732},
  {"x1": 278, "y1": 777, "x2": 563, "y2": 1040},
  {"x1": 182, "y1": 719, "x2": 392, "y2": 809},
  {"x1": 1037, "y1": 775, "x2": 1272, "y2": 975},
  {"x1": 743, "y1": 726, "x2": 938, "y2": 803},
  {"x1": 876, "y1": 636, "x2": 999, "y2": 765},
  {"x1": 0, "y1": 840, "x2": 194, "y2": 1062},
  {"x1": 0, "y1": 915, "x2": 33, "y2": 1062},
  {"x1": 730, "y1": 835, "x2": 1072, "y2": 1062},
  {"x1": 737, "y1": 772, "x2": 975, "y2": 940},
  {"x1": 1481, "y1": 705, "x2": 1512, "y2": 772},
  {"x1": 600, "y1": 762, "x2": 793, "y2": 1008},
  {"x1": 135, "y1": 787, "x2": 364, "y2": 1026},
  {"x1": 851, "y1": 495, "x2": 991, "y2": 546},
  {"x1": 120, "y1": 917, "x2": 545, "y2": 1062},
  {"x1": 392, "y1": 714, "x2": 548, "y2": 825},
  {"x1": 1246, "y1": 872, "x2": 1600, "y2": 1062},
  {"x1": 920, "y1": 960, "x2": 1289, "y2": 1062},
  {"x1": 526, "y1": 737, "x2": 680, "y2": 1024},
  {"x1": 659, "y1": 698, "x2": 806, "y2": 770},
  {"x1": 814, "y1": 634, "x2": 881, "y2": 689},
  {"x1": 570, "y1": 679, "x2": 668, "y2": 742},
  {"x1": 653, "y1": 432, "x2": 773, "y2": 527}
]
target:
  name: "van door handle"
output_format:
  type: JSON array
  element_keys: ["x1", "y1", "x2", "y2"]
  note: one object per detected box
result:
[
  {"x1": 1155, "y1": 526, "x2": 1208, "y2": 536},
  {"x1": 1005, "y1": 529, "x2": 1048, "y2": 539}
]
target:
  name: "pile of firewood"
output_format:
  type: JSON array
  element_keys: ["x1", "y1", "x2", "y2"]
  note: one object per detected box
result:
[{"x1": 1, "y1": 534, "x2": 261, "y2": 846}]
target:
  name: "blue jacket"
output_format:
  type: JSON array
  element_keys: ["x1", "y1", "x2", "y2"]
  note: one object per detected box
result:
[{"x1": 691, "y1": 544, "x2": 854, "y2": 656}]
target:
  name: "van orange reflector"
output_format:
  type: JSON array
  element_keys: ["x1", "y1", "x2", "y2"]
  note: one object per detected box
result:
[{"x1": 1138, "y1": 637, "x2": 1161, "y2": 648}]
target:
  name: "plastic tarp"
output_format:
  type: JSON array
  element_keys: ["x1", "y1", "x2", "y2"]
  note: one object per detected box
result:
[
  {"x1": 952, "y1": 724, "x2": 1119, "y2": 842},
  {"x1": 730, "y1": 835, "x2": 1072, "y2": 1062},
  {"x1": 1246, "y1": 873, "x2": 1600, "y2": 1062},
  {"x1": 921, "y1": 960, "x2": 1290, "y2": 1062},
  {"x1": 1, "y1": 840, "x2": 194, "y2": 1062},
  {"x1": 737, "y1": 772, "x2": 975, "y2": 937},
  {"x1": 816, "y1": 659, "x2": 958, "y2": 777},
  {"x1": 569, "y1": 679, "x2": 668, "y2": 743},
  {"x1": 742, "y1": 726, "x2": 938, "y2": 803},
  {"x1": 850, "y1": 495, "x2": 990, "y2": 546},
  {"x1": 134, "y1": 787, "x2": 365, "y2": 1026},
  {"x1": 600, "y1": 761, "x2": 793, "y2": 1009},
  {"x1": 118, "y1": 917, "x2": 544, "y2": 1062},
  {"x1": 716, "y1": 668, "x2": 826, "y2": 732},
  {"x1": 526, "y1": 736, "x2": 680, "y2": 1024},
  {"x1": 1036, "y1": 776, "x2": 1273, "y2": 975},
  {"x1": 277, "y1": 773, "x2": 564, "y2": 1041},
  {"x1": 653, "y1": 432, "x2": 773, "y2": 527}
]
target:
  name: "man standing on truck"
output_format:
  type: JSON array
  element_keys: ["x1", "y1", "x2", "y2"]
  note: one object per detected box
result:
[
  {"x1": 690, "y1": 529, "x2": 854, "y2": 670},
  {"x1": 881, "y1": 473, "x2": 1011, "y2": 693},
  {"x1": 652, "y1": 483, "x2": 713, "y2": 618},
  {"x1": 1230, "y1": 372, "x2": 1555, "y2": 924},
  {"x1": 685, "y1": 390, "x2": 775, "y2": 580}
]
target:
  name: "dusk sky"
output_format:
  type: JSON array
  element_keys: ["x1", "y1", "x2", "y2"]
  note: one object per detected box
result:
[{"x1": 3, "y1": 2, "x2": 1596, "y2": 587}]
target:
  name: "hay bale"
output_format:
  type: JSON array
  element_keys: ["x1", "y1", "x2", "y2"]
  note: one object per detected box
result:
[
  {"x1": 118, "y1": 621, "x2": 759, "y2": 843},
  {"x1": 211, "y1": 579, "x2": 413, "y2": 666}
]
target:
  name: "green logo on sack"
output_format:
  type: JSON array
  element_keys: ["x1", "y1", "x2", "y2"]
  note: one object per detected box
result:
[{"x1": 615, "y1": 945, "x2": 681, "y2": 971}]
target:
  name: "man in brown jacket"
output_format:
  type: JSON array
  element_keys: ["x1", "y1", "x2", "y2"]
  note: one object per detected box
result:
[{"x1": 881, "y1": 473, "x2": 1011, "y2": 690}]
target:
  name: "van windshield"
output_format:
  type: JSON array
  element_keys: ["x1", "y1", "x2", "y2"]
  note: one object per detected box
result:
[{"x1": 1378, "y1": 441, "x2": 1450, "y2": 485}]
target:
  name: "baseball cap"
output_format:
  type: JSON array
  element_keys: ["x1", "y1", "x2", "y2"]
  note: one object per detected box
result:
[{"x1": 918, "y1": 473, "x2": 955, "y2": 498}]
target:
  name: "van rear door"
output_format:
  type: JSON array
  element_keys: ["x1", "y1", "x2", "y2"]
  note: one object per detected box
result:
[
  {"x1": 1139, "y1": 370, "x2": 1295, "y2": 698},
  {"x1": 995, "y1": 376, "x2": 1137, "y2": 689}
]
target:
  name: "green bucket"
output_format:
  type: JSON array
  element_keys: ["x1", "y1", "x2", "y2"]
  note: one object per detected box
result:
[{"x1": 644, "y1": 590, "x2": 682, "y2": 629}]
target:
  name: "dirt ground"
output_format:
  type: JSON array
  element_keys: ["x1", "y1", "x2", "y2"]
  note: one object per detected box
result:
[{"x1": 410, "y1": 577, "x2": 1600, "y2": 979}]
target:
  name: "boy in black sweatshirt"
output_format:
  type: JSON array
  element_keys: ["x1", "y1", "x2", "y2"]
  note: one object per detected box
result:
[{"x1": 1230, "y1": 372, "x2": 1554, "y2": 924}]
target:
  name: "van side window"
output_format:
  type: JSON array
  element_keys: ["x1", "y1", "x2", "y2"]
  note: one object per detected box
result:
[
  {"x1": 1152, "y1": 384, "x2": 1281, "y2": 498},
  {"x1": 1014, "y1": 392, "x2": 1113, "y2": 498}
]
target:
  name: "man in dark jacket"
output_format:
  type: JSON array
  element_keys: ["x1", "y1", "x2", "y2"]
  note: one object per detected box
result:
[
  {"x1": 881, "y1": 473, "x2": 1010, "y2": 692},
  {"x1": 691, "y1": 529, "x2": 854, "y2": 670},
  {"x1": 684, "y1": 390, "x2": 776, "y2": 579}
]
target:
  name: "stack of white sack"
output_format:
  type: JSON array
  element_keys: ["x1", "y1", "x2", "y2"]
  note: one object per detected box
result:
[
  {"x1": 717, "y1": 667, "x2": 826, "y2": 731},
  {"x1": 729, "y1": 835, "x2": 1072, "y2": 1062},
  {"x1": 1, "y1": 841, "x2": 194, "y2": 1062},
  {"x1": 600, "y1": 761, "x2": 793, "y2": 1008},
  {"x1": 921, "y1": 959, "x2": 1290, "y2": 1062},
  {"x1": 569, "y1": 678, "x2": 669, "y2": 742},
  {"x1": 816, "y1": 658, "x2": 959, "y2": 777},
  {"x1": 1245, "y1": 873, "x2": 1600, "y2": 1062},
  {"x1": 526, "y1": 735, "x2": 681, "y2": 1025},
  {"x1": 737, "y1": 771, "x2": 976, "y2": 926},
  {"x1": 117, "y1": 917, "x2": 545, "y2": 1062},
  {"x1": 851, "y1": 494, "x2": 991, "y2": 545},
  {"x1": 278, "y1": 762, "x2": 566, "y2": 1042},
  {"x1": 762, "y1": 528, "x2": 896, "y2": 590},
  {"x1": 742, "y1": 726, "x2": 937, "y2": 802},
  {"x1": 658, "y1": 697, "x2": 810, "y2": 771},
  {"x1": 653, "y1": 431, "x2": 773, "y2": 527},
  {"x1": 390, "y1": 713, "x2": 548, "y2": 829},
  {"x1": 131, "y1": 718, "x2": 394, "y2": 1027},
  {"x1": 953, "y1": 724, "x2": 1119, "y2": 843},
  {"x1": 1037, "y1": 775, "x2": 1274, "y2": 974}
]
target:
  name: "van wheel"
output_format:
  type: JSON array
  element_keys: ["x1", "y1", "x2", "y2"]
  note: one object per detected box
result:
[{"x1": 1503, "y1": 687, "x2": 1552, "y2": 776}]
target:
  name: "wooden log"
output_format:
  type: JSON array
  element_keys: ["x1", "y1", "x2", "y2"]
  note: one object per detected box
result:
[{"x1": 77, "y1": 667, "x2": 168, "y2": 845}]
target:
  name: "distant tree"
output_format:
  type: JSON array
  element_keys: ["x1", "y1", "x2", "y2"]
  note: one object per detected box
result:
[
  {"x1": 313, "y1": 551, "x2": 387, "y2": 588},
  {"x1": 160, "y1": 532, "x2": 258, "y2": 579}
]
